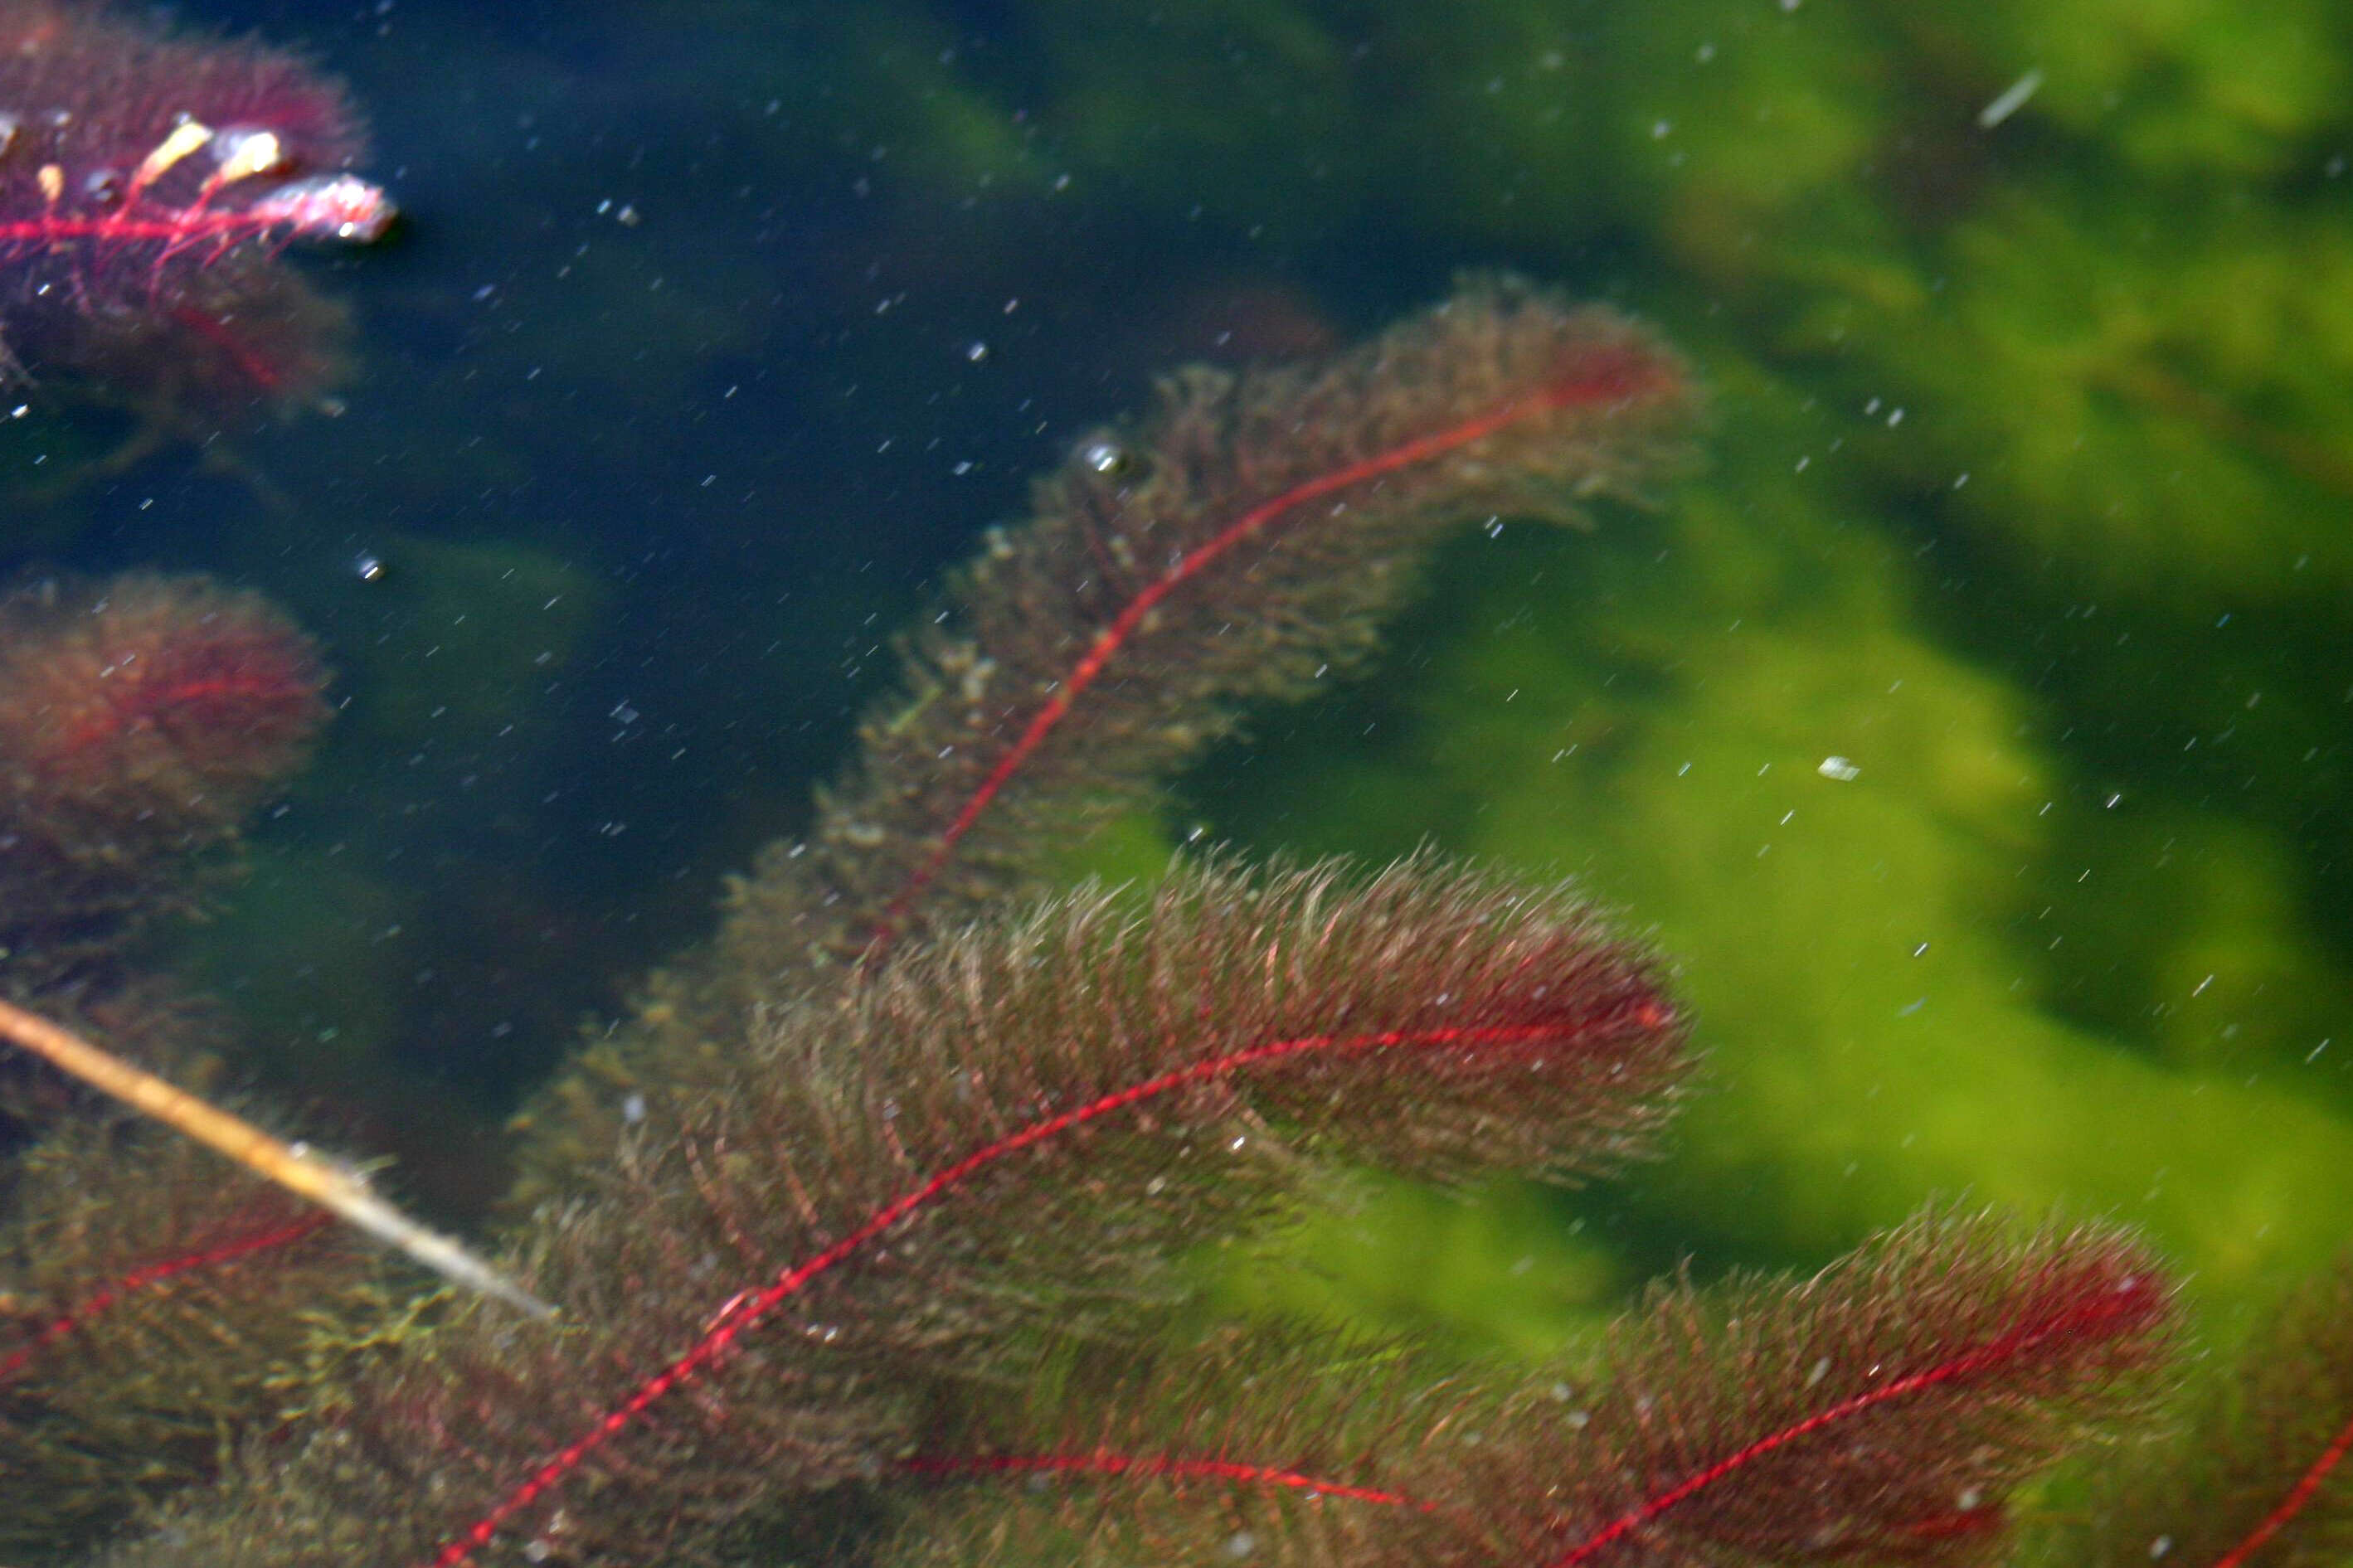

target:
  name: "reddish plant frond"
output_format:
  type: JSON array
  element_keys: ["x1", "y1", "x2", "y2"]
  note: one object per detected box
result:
[
  {"x1": 889, "y1": 1218, "x2": 2172, "y2": 1568},
  {"x1": 0, "y1": 574, "x2": 329, "y2": 986},
  {"x1": 378, "y1": 857, "x2": 1687, "y2": 1565},
  {"x1": 695, "y1": 277, "x2": 1694, "y2": 992},
  {"x1": 886, "y1": 1327, "x2": 1479, "y2": 1568},
  {"x1": 1427, "y1": 1211, "x2": 2178, "y2": 1568},
  {"x1": 0, "y1": 1208, "x2": 330, "y2": 1386},
  {"x1": 2028, "y1": 1250, "x2": 2353, "y2": 1568},
  {"x1": 2210, "y1": 1420, "x2": 2353, "y2": 1568},
  {"x1": 0, "y1": 1123, "x2": 380, "y2": 1556},
  {"x1": 0, "y1": 0, "x2": 381, "y2": 405}
]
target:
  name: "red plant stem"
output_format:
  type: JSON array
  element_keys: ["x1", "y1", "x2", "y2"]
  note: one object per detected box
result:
[
  {"x1": 2207, "y1": 1410, "x2": 2353, "y2": 1568},
  {"x1": 423, "y1": 1017, "x2": 1612, "y2": 1566},
  {"x1": 0, "y1": 1209, "x2": 330, "y2": 1386},
  {"x1": 1547, "y1": 1274, "x2": 2166, "y2": 1568},
  {"x1": 168, "y1": 305, "x2": 288, "y2": 391},
  {"x1": 0, "y1": 212, "x2": 270, "y2": 247},
  {"x1": 905, "y1": 1449, "x2": 1434, "y2": 1512},
  {"x1": 863, "y1": 346, "x2": 1671, "y2": 959},
  {"x1": 51, "y1": 667, "x2": 309, "y2": 758}
]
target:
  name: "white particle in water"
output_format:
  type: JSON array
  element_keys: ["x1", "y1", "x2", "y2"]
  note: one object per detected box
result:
[{"x1": 1976, "y1": 68, "x2": 2045, "y2": 129}]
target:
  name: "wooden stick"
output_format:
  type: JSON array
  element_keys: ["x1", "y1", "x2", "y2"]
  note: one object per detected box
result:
[{"x1": 0, "y1": 996, "x2": 552, "y2": 1318}]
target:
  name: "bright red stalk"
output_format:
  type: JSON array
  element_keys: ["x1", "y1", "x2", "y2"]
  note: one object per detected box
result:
[
  {"x1": 422, "y1": 1017, "x2": 1626, "y2": 1566},
  {"x1": 0, "y1": 1209, "x2": 330, "y2": 1386},
  {"x1": 0, "y1": 211, "x2": 281, "y2": 251},
  {"x1": 1548, "y1": 1271, "x2": 2169, "y2": 1568},
  {"x1": 864, "y1": 343, "x2": 1672, "y2": 959},
  {"x1": 2208, "y1": 1411, "x2": 2353, "y2": 1568}
]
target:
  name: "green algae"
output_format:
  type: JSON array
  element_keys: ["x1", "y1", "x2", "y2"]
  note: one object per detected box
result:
[
  {"x1": 812, "y1": 0, "x2": 2353, "y2": 1317},
  {"x1": 247, "y1": 0, "x2": 2347, "y2": 1350},
  {"x1": 1257, "y1": 367, "x2": 2350, "y2": 1299},
  {"x1": 1209, "y1": 1173, "x2": 1627, "y2": 1360}
]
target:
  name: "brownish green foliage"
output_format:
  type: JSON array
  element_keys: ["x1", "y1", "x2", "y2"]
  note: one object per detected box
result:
[
  {"x1": 0, "y1": 573, "x2": 328, "y2": 991},
  {"x1": 521, "y1": 278, "x2": 1694, "y2": 1200},
  {"x1": 898, "y1": 1212, "x2": 2174, "y2": 1568},
  {"x1": 3, "y1": 284, "x2": 2346, "y2": 1568},
  {"x1": 2030, "y1": 1252, "x2": 2353, "y2": 1568}
]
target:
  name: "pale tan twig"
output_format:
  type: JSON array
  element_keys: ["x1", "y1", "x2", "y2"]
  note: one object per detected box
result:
[{"x1": 0, "y1": 996, "x2": 552, "y2": 1318}]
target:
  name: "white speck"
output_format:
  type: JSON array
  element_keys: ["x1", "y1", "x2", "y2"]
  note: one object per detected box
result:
[
  {"x1": 1816, "y1": 755, "x2": 1860, "y2": 781},
  {"x1": 620, "y1": 1093, "x2": 646, "y2": 1124},
  {"x1": 1976, "y1": 68, "x2": 2044, "y2": 129},
  {"x1": 965, "y1": 340, "x2": 989, "y2": 362},
  {"x1": 2149, "y1": 1537, "x2": 2173, "y2": 1561}
]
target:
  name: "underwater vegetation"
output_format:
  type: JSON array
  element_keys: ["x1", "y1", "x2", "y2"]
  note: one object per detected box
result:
[
  {"x1": 0, "y1": 275, "x2": 2347, "y2": 1568},
  {"x1": 1, "y1": 2, "x2": 2351, "y2": 1566},
  {"x1": 751, "y1": 0, "x2": 2353, "y2": 1303},
  {"x1": 0, "y1": 0, "x2": 393, "y2": 418}
]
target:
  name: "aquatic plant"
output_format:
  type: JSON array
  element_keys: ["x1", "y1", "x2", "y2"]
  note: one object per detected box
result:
[
  {"x1": 0, "y1": 571, "x2": 328, "y2": 991},
  {"x1": 0, "y1": 567, "x2": 386, "y2": 1556},
  {"x1": 0, "y1": 0, "x2": 393, "y2": 415},
  {"x1": 2, "y1": 281, "x2": 2348, "y2": 1568}
]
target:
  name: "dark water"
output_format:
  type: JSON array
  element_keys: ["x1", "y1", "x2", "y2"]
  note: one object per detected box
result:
[{"x1": 10, "y1": 0, "x2": 2352, "y2": 1321}]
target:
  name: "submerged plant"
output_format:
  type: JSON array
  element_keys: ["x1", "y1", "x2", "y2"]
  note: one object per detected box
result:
[
  {"x1": 0, "y1": 0, "x2": 394, "y2": 416},
  {"x1": 0, "y1": 280, "x2": 2346, "y2": 1568}
]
